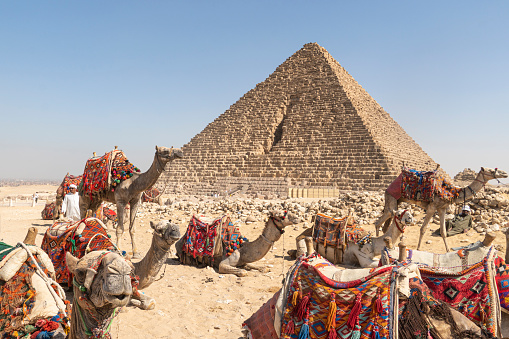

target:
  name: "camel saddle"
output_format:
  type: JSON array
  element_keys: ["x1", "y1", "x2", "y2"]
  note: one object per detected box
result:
[
  {"x1": 243, "y1": 254, "x2": 485, "y2": 339},
  {"x1": 41, "y1": 201, "x2": 56, "y2": 220},
  {"x1": 312, "y1": 213, "x2": 366, "y2": 264}
]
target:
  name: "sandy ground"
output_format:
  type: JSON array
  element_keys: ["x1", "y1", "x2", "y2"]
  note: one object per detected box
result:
[{"x1": 1, "y1": 185, "x2": 507, "y2": 338}]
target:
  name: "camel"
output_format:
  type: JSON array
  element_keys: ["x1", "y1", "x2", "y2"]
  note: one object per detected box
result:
[
  {"x1": 132, "y1": 220, "x2": 181, "y2": 289},
  {"x1": 79, "y1": 146, "x2": 183, "y2": 258},
  {"x1": 66, "y1": 251, "x2": 133, "y2": 339},
  {"x1": 41, "y1": 217, "x2": 180, "y2": 310},
  {"x1": 288, "y1": 209, "x2": 414, "y2": 267},
  {"x1": 374, "y1": 167, "x2": 508, "y2": 252},
  {"x1": 175, "y1": 210, "x2": 300, "y2": 277}
]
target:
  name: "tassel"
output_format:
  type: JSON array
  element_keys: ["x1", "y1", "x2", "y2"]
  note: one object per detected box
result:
[
  {"x1": 347, "y1": 293, "x2": 362, "y2": 329},
  {"x1": 298, "y1": 309, "x2": 310, "y2": 339},
  {"x1": 371, "y1": 324, "x2": 380, "y2": 339},
  {"x1": 283, "y1": 319, "x2": 295, "y2": 335},
  {"x1": 292, "y1": 290, "x2": 299, "y2": 307},
  {"x1": 375, "y1": 288, "x2": 383, "y2": 314},
  {"x1": 427, "y1": 327, "x2": 432, "y2": 339},
  {"x1": 326, "y1": 293, "x2": 337, "y2": 330},
  {"x1": 327, "y1": 328, "x2": 338, "y2": 339},
  {"x1": 351, "y1": 321, "x2": 361, "y2": 339},
  {"x1": 296, "y1": 292, "x2": 311, "y2": 321}
]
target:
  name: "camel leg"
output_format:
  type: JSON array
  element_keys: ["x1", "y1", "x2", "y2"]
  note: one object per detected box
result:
[
  {"x1": 374, "y1": 196, "x2": 398, "y2": 237},
  {"x1": 115, "y1": 202, "x2": 127, "y2": 252},
  {"x1": 130, "y1": 292, "x2": 156, "y2": 310},
  {"x1": 416, "y1": 205, "x2": 437, "y2": 250},
  {"x1": 218, "y1": 252, "x2": 247, "y2": 277},
  {"x1": 244, "y1": 263, "x2": 269, "y2": 273},
  {"x1": 129, "y1": 198, "x2": 141, "y2": 259},
  {"x1": 438, "y1": 207, "x2": 450, "y2": 252}
]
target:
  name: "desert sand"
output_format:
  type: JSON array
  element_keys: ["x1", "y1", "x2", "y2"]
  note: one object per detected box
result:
[{"x1": 1, "y1": 185, "x2": 507, "y2": 338}]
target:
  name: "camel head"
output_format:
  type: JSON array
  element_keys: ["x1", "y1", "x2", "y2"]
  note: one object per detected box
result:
[
  {"x1": 480, "y1": 167, "x2": 508, "y2": 181},
  {"x1": 268, "y1": 209, "x2": 300, "y2": 230},
  {"x1": 66, "y1": 251, "x2": 133, "y2": 309},
  {"x1": 394, "y1": 209, "x2": 414, "y2": 232},
  {"x1": 150, "y1": 220, "x2": 181, "y2": 247},
  {"x1": 155, "y1": 146, "x2": 184, "y2": 162}
]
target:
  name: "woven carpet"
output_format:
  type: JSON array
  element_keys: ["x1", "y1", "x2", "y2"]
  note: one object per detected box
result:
[
  {"x1": 313, "y1": 213, "x2": 366, "y2": 249},
  {"x1": 41, "y1": 201, "x2": 56, "y2": 220},
  {"x1": 41, "y1": 218, "x2": 117, "y2": 286},
  {"x1": 279, "y1": 256, "x2": 392, "y2": 339}
]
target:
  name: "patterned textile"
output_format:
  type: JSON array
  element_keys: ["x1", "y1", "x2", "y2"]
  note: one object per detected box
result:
[
  {"x1": 41, "y1": 202, "x2": 56, "y2": 220},
  {"x1": 400, "y1": 168, "x2": 461, "y2": 202},
  {"x1": 81, "y1": 152, "x2": 113, "y2": 198},
  {"x1": 181, "y1": 215, "x2": 222, "y2": 263},
  {"x1": 280, "y1": 255, "x2": 392, "y2": 339},
  {"x1": 0, "y1": 251, "x2": 71, "y2": 337},
  {"x1": 220, "y1": 216, "x2": 247, "y2": 257},
  {"x1": 102, "y1": 206, "x2": 118, "y2": 224},
  {"x1": 62, "y1": 174, "x2": 82, "y2": 195},
  {"x1": 313, "y1": 213, "x2": 365, "y2": 249},
  {"x1": 493, "y1": 255, "x2": 509, "y2": 312},
  {"x1": 242, "y1": 291, "x2": 280, "y2": 339},
  {"x1": 41, "y1": 218, "x2": 117, "y2": 286},
  {"x1": 142, "y1": 187, "x2": 160, "y2": 203},
  {"x1": 419, "y1": 259, "x2": 497, "y2": 335},
  {"x1": 110, "y1": 150, "x2": 140, "y2": 191}
]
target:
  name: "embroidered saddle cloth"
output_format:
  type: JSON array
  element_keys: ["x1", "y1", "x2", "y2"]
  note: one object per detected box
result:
[
  {"x1": 180, "y1": 215, "x2": 246, "y2": 266},
  {"x1": 62, "y1": 174, "x2": 82, "y2": 195},
  {"x1": 41, "y1": 201, "x2": 56, "y2": 220},
  {"x1": 313, "y1": 214, "x2": 365, "y2": 249},
  {"x1": 399, "y1": 168, "x2": 461, "y2": 202},
  {"x1": 80, "y1": 149, "x2": 140, "y2": 198},
  {"x1": 41, "y1": 217, "x2": 117, "y2": 286},
  {"x1": 142, "y1": 187, "x2": 160, "y2": 203}
]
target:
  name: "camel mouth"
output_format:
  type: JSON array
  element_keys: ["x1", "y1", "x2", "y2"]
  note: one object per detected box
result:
[{"x1": 106, "y1": 293, "x2": 131, "y2": 306}]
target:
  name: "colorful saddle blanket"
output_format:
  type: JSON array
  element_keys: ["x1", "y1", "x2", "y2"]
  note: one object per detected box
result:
[
  {"x1": 62, "y1": 174, "x2": 82, "y2": 195},
  {"x1": 142, "y1": 187, "x2": 160, "y2": 203},
  {"x1": 0, "y1": 245, "x2": 71, "y2": 338},
  {"x1": 80, "y1": 150, "x2": 140, "y2": 198},
  {"x1": 180, "y1": 215, "x2": 247, "y2": 266},
  {"x1": 398, "y1": 168, "x2": 461, "y2": 202},
  {"x1": 313, "y1": 213, "x2": 365, "y2": 249},
  {"x1": 41, "y1": 218, "x2": 118, "y2": 286},
  {"x1": 41, "y1": 201, "x2": 56, "y2": 220},
  {"x1": 279, "y1": 255, "x2": 393, "y2": 339}
]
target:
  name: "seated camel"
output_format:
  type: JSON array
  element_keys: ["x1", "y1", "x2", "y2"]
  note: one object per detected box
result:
[
  {"x1": 0, "y1": 233, "x2": 70, "y2": 338},
  {"x1": 41, "y1": 217, "x2": 180, "y2": 310},
  {"x1": 176, "y1": 210, "x2": 300, "y2": 277},
  {"x1": 243, "y1": 252, "x2": 489, "y2": 339},
  {"x1": 289, "y1": 209, "x2": 414, "y2": 267}
]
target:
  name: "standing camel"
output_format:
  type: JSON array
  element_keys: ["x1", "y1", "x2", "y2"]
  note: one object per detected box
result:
[
  {"x1": 79, "y1": 146, "x2": 183, "y2": 258},
  {"x1": 374, "y1": 167, "x2": 507, "y2": 252}
]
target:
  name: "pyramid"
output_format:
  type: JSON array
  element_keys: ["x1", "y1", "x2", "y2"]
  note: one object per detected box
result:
[{"x1": 162, "y1": 43, "x2": 444, "y2": 195}]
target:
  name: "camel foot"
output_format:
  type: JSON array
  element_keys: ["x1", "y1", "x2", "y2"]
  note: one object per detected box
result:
[{"x1": 132, "y1": 252, "x2": 142, "y2": 259}]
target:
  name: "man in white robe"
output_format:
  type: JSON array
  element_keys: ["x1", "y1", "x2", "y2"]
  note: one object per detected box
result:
[{"x1": 62, "y1": 184, "x2": 81, "y2": 221}]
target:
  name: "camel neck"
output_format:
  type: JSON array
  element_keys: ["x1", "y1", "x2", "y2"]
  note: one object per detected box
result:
[
  {"x1": 452, "y1": 171, "x2": 487, "y2": 204},
  {"x1": 131, "y1": 152, "x2": 167, "y2": 193},
  {"x1": 381, "y1": 216, "x2": 404, "y2": 245},
  {"x1": 238, "y1": 219, "x2": 281, "y2": 263},
  {"x1": 69, "y1": 291, "x2": 117, "y2": 339},
  {"x1": 133, "y1": 235, "x2": 171, "y2": 289}
]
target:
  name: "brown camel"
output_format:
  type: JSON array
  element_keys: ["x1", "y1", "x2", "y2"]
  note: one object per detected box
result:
[
  {"x1": 79, "y1": 146, "x2": 183, "y2": 258},
  {"x1": 66, "y1": 251, "x2": 133, "y2": 339},
  {"x1": 175, "y1": 210, "x2": 300, "y2": 277},
  {"x1": 374, "y1": 167, "x2": 507, "y2": 252}
]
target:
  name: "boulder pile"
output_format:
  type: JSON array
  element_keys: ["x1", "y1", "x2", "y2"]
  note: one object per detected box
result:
[{"x1": 134, "y1": 187, "x2": 509, "y2": 234}]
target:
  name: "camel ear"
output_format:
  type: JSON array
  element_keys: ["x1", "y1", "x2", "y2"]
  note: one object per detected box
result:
[
  {"x1": 481, "y1": 167, "x2": 485, "y2": 171},
  {"x1": 150, "y1": 221, "x2": 156, "y2": 230},
  {"x1": 66, "y1": 252, "x2": 79, "y2": 275}
]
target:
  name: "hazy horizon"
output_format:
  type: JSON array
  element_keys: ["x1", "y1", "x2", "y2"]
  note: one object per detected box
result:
[{"x1": 1, "y1": 2, "x2": 508, "y2": 184}]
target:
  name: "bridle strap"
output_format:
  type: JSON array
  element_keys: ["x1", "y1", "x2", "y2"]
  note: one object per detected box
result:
[
  {"x1": 155, "y1": 152, "x2": 166, "y2": 174},
  {"x1": 394, "y1": 210, "x2": 408, "y2": 234},
  {"x1": 270, "y1": 216, "x2": 285, "y2": 234}
]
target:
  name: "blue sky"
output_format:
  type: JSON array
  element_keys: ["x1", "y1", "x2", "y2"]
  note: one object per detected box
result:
[{"x1": 1, "y1": 1, "x2": 508, "y2": 183}]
